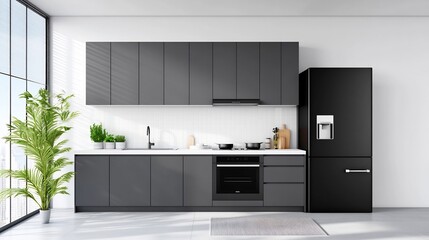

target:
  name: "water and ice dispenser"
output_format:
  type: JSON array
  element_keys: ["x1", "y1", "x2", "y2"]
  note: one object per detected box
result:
[{"x1": 316, "y1": 115, "x2": 334, "y2": 140}]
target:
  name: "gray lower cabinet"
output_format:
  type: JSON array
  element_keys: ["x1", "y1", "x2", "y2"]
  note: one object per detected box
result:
[
  {"x1": 237, "y1": 42, "x2": 259, "y2": 99},
  {"x1": 111, "y1": 42, "x2": 139, "y2": 105},
  {"x1": 260, "y1": 42, "x2": 281, "y2": 105},
  {"x1": 281, "y1": 42, "x2": 299, "y2": 105},
  {"x1": 75, "y1": 155, "x2": 109, "y2": 206},
  {"x1": 263, "y1": 155, "x2": 305, "y2": 207},
  {"x1": 139, "y1": 42, "x2": 164, "y2": 105},
  {"x1": 184, "y1": 156, "x2": 212, "y2": 206},
  {"x1": 86, "y1": 42, "x2": 110, "y2": 105},
  {"x1": 213, "y1": 42, "x2": 237, "y2": 99},
  {"x1": 151, "y1": 156, "x2": 183, "y2": 206},
  {"x1": 110, "y1": 156, "x2": 150, "y2": 206},
  {"x1": 264, "y1": 184, "x2": 304, "y2": 206},
  {"x1": 164, "y1": 43, "x2": 190, "y2": 105},
  {"x1": 75, "y1": 154, "x2": 307, "y2": 210},
  {"x1": 190, "y1": 43, "x2": 213, "y2": 105}
]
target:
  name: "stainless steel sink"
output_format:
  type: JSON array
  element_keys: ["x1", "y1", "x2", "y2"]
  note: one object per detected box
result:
[{"x1": 125, "y1": 148, "x2": 178, "y2": 150}]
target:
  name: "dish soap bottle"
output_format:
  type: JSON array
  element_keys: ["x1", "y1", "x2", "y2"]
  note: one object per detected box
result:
[{"x1": 272, "y1": 127, "x2": 279, "y2": 149}]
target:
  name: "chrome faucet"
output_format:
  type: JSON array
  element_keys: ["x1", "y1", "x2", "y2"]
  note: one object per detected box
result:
[{"x1": 147, "y1": 126, "x2": 155, "y2": 149}]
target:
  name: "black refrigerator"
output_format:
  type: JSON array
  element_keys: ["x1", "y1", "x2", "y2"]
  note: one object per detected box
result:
[{"x1": 299, "y1": 68, "x2": 372, "y2": 212}]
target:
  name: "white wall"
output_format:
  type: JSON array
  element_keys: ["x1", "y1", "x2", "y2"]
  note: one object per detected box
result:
[{"x1": 50, "y1": 16, "x2": 429, "y2": 208}]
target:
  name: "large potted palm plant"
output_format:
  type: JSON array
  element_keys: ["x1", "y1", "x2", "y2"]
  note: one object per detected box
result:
[{"x1": 0, "y1": 89, "x2": 78, "y2": 223}]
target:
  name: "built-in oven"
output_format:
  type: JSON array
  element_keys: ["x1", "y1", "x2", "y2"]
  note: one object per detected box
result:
[{"x1": 213, "y1": 156, "x2": 263, "y2": 200}]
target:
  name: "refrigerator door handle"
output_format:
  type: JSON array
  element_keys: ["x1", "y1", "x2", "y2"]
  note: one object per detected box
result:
[{"x1": 345, "y1": 169, "x2": 371, "y2": 173}]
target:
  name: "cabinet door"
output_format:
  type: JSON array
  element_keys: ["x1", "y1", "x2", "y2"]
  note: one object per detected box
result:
[
  {"x1": 309, "y1": 157, "x2": 372, "y2": 212},
  {"x1": 190, "y1": 42, "x2": 212, "y2": 105},
  {"x1": 151, "y1": 156, "x2": 183, "y2": 206},
  {"x1": 184, "y1": 156, "x2": 212, "y2": 206},
  {"x1": 164, "y1": 43, "x2": 189, "y2": 105},
  {"x1": 237, "y1": 42, "x2": 259, "y2": 99},
  {"x1": 260, "y1": 42, "x2": 281, "y2": 105},
  {"x1": 75, "y1": 155, "x2": 109, "y2": 206},
  {"x1": 139, "y1": 42, "x2": 164, "y2": 105},
  {"x1": 110, "y1": 156, "x2": 150, "y2": 206},
  {"x1": 281, "y1": 42, "x2": 299, "y2": 105},
  {"x1": 213, "y1": 42, "x2": 236, "y2": 99},
  {"x1": 264, "y1": 167, "x2": 304, "y2": 183},
  {"x1": 264, "y1": 184, "x2": 304, "y2": 206},
  {"x1": 86, "y1": 42, "x2": 110, "y2": 105},
  {"x1": 111, "y1": 42, "x2": 139, "y2": 105}
]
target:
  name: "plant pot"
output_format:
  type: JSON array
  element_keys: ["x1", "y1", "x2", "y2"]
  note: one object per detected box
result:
[
  {"x1": 115, "y1": 142, "x2": 126, "y2": 150},
  {"x1": 93, "y1": 142, "x2": 103, "y2": 149},
  {"x1": 40, "y1": 209, "x2": 51, "y2": 224},
  {"x1": 105, "y1": 142, "x2": 115, "y2": 149}
]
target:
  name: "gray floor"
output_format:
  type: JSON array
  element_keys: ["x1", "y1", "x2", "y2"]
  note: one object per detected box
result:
[{"x1": 1, "y1": 208, "x2": 429, "y2": 240}]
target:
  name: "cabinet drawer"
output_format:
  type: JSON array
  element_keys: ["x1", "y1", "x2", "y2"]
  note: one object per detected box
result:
[
  {"x1": 264, "y1": 183, "x2": 304, "y2": 206},
  {"x1": 264, "y1": 156, "x2": 304, "y2": 166},
  {"x1": 264, "y1": 166, "x2": 304, "y2": 183}
]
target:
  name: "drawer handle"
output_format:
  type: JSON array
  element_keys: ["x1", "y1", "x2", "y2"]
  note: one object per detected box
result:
[{"x1": 345, "y1": 169, "x2": 371, "y2": 173}]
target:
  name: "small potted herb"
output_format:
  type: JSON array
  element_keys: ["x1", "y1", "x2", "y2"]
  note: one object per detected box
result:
[
  {"x1": 90, "y1": 123, "x2": 106, "y2": 149},
  {"x1": 104, "y1": 134, "x2": 115, "y2": 149},
  {"x1": 115, "y1": 135, "x2": 126, "y2": 150}
]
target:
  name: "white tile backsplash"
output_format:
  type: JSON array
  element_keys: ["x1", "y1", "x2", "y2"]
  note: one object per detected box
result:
[{"x1": 72, "y1": 105, "x2": 297, "y2": 150}]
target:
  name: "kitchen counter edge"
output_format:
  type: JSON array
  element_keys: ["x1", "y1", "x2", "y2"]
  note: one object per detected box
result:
[{"x1": 73, "y1": 149, "x2": 306, "y2": 155}]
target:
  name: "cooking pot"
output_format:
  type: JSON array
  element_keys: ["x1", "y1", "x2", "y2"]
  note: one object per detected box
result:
[
  {"x1": 217, "y1": 143, "x2": 233, "y2": 150},
  {"x1": 245, "y1": 142, "x2": 262, "y2": 150}
]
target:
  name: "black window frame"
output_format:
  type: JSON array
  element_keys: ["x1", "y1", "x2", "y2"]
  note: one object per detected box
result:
[{"x1": 0, "y1": 0, "x2": 49, "y2": 233}]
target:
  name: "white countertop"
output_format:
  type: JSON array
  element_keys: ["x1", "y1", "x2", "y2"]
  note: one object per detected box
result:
[{"x1": 73, "y1": 149, "x2": 306, "y2": 155}]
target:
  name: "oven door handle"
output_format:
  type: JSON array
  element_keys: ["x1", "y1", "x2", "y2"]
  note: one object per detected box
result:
[{"x1": 216, "y1": 164, "x2": 260, "y2": 167}]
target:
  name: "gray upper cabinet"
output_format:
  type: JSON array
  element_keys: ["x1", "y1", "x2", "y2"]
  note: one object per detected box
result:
[
  {"x1": 164, "y1": 43, "x2": 189, "y2": 105},
  {"x1": 213, "y1": 42, "x2": 237, "y2": 99},
  {"x1": 281, "y1": 42, "x2": 299, "y2": 105},
  {"x1": 111, "y1": 42, "x2": 139, "y2": 105},
  {"x1": 110, "y1": 156, "x2": 151, "y2": 206},
  {"x1": 86, "y1": 42, "x2": 110, "y2": 105},
  {"x1": 151, "y1": 156, "x2": 183, "y2": 206},
  {"x1": 190, "y1": 43, "x2": 213, "y2": 105},
  {"x1": 260, "y1": 42, "x2": 281, "y2": 105},
  {"x1": 237, "y1": 43, "x2": 259, "y2": 99},
  {"x1": 184, "y1": 156, "x2": 212, "y2": 206},
  {"x1": 86, "y1": 41, "x2": 299, "y2": 106},
  {"x1": 139, "y1": 42, "x2": 164, "y2": 105},
  {"x1": 75, "y1": 155, "x2": 109, "y2": 206}
]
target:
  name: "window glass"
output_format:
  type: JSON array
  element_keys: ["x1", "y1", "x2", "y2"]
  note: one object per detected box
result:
[
  {"x1": 11, "y1": 0, "x2": 26, "y2": 78},
  {"x1": 27, "y1": 11, "x2": 46, "y2": 84},
  {"x1": 26, "y1": 81, "x2": 45, "y2": 213},
  {"x1": 0, "y1": 74, "x2": 11, "y2": 227},
  {"x1": 10, "y1": 77, "x2": 26, "y2": 221},
  {"x1": 0, "y1": 0, "x2": 10, "y2": 74}
]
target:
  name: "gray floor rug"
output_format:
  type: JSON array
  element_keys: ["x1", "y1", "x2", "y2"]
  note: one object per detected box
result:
[{"x1": 211, "y1": 216, "x2": 328, "y2": 236}]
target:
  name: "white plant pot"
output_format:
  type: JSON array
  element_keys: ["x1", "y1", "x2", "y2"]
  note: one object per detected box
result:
[
  {"x1": 40, "y1": 209, "x2": 51, "y2": 224},
  {"x1": 115, "y1": 142, "x2": 126, "y2": 150},
  {"x1": 105, "y1": 142, "x2": 115, "y2": 149},
  {"x1": 93, "y1": 142, "x2": 104, "y2": 149}
]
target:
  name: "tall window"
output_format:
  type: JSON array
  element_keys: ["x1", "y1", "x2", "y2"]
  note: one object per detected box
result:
[{"x1": 0, "y1": 0, "x2": 47, "y2": 228}]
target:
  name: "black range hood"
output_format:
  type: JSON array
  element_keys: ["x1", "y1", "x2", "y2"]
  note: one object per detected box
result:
[{"x1": 212, "y1": 99, "x2": 260, "y2": 106}]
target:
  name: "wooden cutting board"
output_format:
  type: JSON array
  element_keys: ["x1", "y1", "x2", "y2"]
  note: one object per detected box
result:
[
  {"x1": 187, "y1": 135, "x2": 195, "y2": 149},
  {"x1": 277, "y1": 124, "x2": 290, "y2": 149}
]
